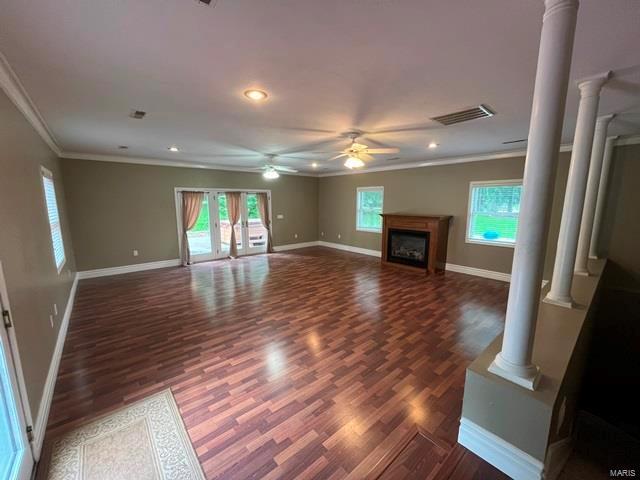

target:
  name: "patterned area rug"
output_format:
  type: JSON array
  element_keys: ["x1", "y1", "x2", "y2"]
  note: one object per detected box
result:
[{"x1": 44, "y1": 390, "x2": 204, "y2": 480}]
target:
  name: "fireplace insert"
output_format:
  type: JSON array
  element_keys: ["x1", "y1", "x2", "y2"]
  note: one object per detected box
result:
[{"x1": 387, "y1": 229, "x2": 430, "y2": 268}]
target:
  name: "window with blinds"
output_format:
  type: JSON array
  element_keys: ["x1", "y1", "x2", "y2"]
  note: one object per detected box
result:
[
  {"x1": 42, "y1": 168, "x2": 66, "y2": 271},
  {"x1": 467, "y1": 180, "x2": 522, "y2": 247}
]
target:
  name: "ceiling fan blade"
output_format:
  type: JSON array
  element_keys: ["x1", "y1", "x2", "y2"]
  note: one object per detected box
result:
[
  {"x1": 360, "y1": 153, "x2": 374, "y2": 162},
  {"x1": 329, "y1": 153, "x2": 348, "y2": 161},
  {"x1": 364, "y1": 148, "x2": 400, "y2": 154},
  {"x1": 273, "y1": 165, "x2": 298, "y2": 173},
  {"x1": 351, "y1": 142, "x2": 369, "y2": 151}
]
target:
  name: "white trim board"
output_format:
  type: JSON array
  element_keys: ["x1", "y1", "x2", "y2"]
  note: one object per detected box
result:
[
  {"x1": 274, "y1": 241, "x2": 320, "y2": 252},
  {"x1": 33, "y1": 273, "x2": 78, "y2": 459},
  {"x1": 458, "y1": 417, "x2": 544, "y2": 480},
  {"x1": 77, "y1": 259, "x2": 181, "y2": 279}
]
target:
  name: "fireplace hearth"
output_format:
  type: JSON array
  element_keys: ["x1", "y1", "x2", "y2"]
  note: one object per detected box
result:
[{"x1": 380, "y1": 214, "x2": 452, "y2": 274}]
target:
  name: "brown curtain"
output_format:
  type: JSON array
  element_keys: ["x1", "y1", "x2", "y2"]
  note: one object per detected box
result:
[
  {"x1": 256, "y1": 192, "x2": 274, "y2": 253},
  {"x1": 181, "y1": 191, "x2": 204, "y2": 266},
  {"x1": 226, "y1": 192, "x2": 242, "y2": 258}
]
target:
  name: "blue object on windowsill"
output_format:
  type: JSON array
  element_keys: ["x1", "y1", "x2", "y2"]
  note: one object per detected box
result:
[{"x1": 483, "y1": 231, "x2": 500, "y2": 240}]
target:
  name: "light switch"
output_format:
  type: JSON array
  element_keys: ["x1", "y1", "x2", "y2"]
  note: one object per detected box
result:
[{"x1": 277, "y1": 214, "x2": 284, "y2": 219}]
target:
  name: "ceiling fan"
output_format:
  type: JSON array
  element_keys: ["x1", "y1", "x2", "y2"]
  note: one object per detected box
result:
[
  {"x1": 250, "y1": 154, "x2": 298, "y2": 179},
  {"x1": 326, "y1": 132, "x2": 399, "y2": 169}
]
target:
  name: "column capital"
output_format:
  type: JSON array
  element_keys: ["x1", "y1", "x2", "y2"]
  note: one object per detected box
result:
[
  {"x1": 595, "y1": 114, "x2": 616, "y2": 127},
  {"x1": 544, "y1": 0, "x2": 579, "y2": 19},
  {"x1": 577, "y1": 71, "x2": 611, "y2": 97}
]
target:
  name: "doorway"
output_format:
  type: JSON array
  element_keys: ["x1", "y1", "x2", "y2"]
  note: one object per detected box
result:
[
  {"x1": 0, "y1": 263, "x2": 35, "y2": 480},
  {"x1": 177, "y1": 189, "x2": 271, "y2": 262}
]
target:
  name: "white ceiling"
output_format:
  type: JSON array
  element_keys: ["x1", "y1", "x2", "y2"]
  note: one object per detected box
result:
[{"x1": 0, "y1": 0, "x2": 639, "y2": 173}]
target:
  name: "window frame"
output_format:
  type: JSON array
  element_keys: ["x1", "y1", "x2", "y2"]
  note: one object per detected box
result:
[
  {"x1": 356, "y1": 186, "x2": 384, "y2": 233},
  {"x1": 466, "y1": 179, "x2": 522, "y2": 249},
  {"x1": 41, "y1": 167, "x2": 66, "y2": 273}
]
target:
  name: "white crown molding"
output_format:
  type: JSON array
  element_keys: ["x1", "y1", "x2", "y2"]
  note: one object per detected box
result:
[
  {"x1": 33, "y1": 273, "x2": 78, "y2": 459},
  {"x1": 316, "y1": 144, "x2": 574, "y2": 178},
  {"x1": 0, "y1": 51, "x2": 61, "y2": 156},
  {"x1": 60, "y1": 152, "x2": 316, "y2": 177}
]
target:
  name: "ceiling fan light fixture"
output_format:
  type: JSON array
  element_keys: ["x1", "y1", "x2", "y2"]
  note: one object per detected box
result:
[
  {"x1": 344, "y1": 156, "x2": 364, "y2": 169},
  {"x1": 244, "y1": 89, "x2": 268, "y2": 101},
  {"x1": 263, "y1": 167, "x2": 280, "y2": 179}
]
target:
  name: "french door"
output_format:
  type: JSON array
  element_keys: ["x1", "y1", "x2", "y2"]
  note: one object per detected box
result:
[
  {"x1": 0, "y1": 263, "x2": 34, "y2": 480},
  {"x1": 183, "y1": 190, "x2": 270, "y2": 262}
]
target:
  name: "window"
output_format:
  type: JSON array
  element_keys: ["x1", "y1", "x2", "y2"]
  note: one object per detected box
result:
[
  {"x1": 41, "y1": 168, "x2": 66, "y2": 272},
  {"x1": 467, "y1": 180, "x2": 522, "y2": 247},
  {"x1": 356, "y1": 187, "x2": 384, "y2": 232}
]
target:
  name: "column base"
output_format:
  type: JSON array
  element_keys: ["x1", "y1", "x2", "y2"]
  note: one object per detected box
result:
[
  {"x1": 543, "y1": 293, "x2": 575, "y2": 308},
  {"x1": 488, "y1": 353, "x2": 540, "y2": 391},
  {"x1": 574, "y1": 269, "x2": 590, "y2": 277}
]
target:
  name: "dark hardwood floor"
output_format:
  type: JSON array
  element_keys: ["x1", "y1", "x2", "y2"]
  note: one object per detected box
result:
[{"x1": 42, "y1": 247, "x2": 510, "y2": 479}]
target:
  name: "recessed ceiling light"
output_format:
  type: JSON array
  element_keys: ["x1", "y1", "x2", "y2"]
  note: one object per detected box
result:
[
  {"x1": 168, "y1": 146, "x2": 180, "y2": 152},
  {"x1": 344, "y1": 156, "x2": 364, "y2": 169},
  {"x1": 311, "y1": 162, "x2": 318, "y2": 168},
  {"x1": 428, "y1": 142, "x2": 439, "y2": 149},
  {"x1": 244, "y1": 89, "x2": 268, "y2": 101}
]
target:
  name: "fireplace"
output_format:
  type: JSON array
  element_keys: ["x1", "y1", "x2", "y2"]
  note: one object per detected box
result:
[
  {"x1": 387, "y1": 229, "x2": 429, "y2": 268},
  {"x1": 380, "y1": 214, "x2": 451, "y2": 274}
]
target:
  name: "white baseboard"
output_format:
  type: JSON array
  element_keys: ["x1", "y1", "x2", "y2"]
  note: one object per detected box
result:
[
  {"x1": 445, "y1": 263, "x2": 511, "y2": 282},
  {"x1": 77, "y1": 259, "x2": 181, "y2": 279},
  {"x1": 317, "y1": 241, "x2": 382, "y2": 257},
  {"x1": 273, "y1": 241, "x2": 320, "y2": 252},
  {"x1": 33, "y1": 273, "x2": 78, "y2": 459},
  {"x1": 458, "y1": 417, "x2": 544, "y2": 480}
]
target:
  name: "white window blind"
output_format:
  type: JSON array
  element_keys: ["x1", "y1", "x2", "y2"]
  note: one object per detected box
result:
[
  {"x1": 467, "y1": 180, "x2": 522, "y2": 247},
  {"x1": 356, "y1": 187, "x2": 384, "y2": 232},
  {"x1": 42, "y1": 169, "x2": 66, "y2": 271}
]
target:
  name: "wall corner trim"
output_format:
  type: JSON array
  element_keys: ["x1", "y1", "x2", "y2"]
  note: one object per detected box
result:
[
  {"x1": 458, "y1": 417, "x2": 544, "y2": 480},
  {"x1": 77, "y1": 259, "x2": 181, "y2": 279},
  {"x1": 0, "y1": 51, "x2": 61, "y2": 156},
  {"x1": 33, "y1": 273, "x2": 78, "y2": 459}
]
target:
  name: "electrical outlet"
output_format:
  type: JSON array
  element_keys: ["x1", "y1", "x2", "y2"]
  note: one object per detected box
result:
[
  {"x1": 321, "y1": 232, "x2": 324, "y2": 237},
  {"x1": 49, "y1": 315, "x2": 54, "y2": 328},
  {"x1": 338, "y1": 233, "x2": 341, "y2": 239},
  {"x1": 277, "y1": 214, "x2": 284, "y2": 220},
  {"x1": 294, "y1": 233, "x2": 298, "y2": 239},
  {"x1": 53, "y1": 303, "x2": 58, "y2": 315},
  {"x1": 133, "y1": 249, "x2": 139, "y2": 257}
]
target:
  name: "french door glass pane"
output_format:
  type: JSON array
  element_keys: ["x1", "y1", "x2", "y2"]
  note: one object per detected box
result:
[
  {"x1": 0, "y1": 342, "x2": 24, "y2": 480},
  {"x1": 186, "y1": 195, "x2": 212, "y2": 256},
  {"x1": 246, "y1": 194, "x2": 267, "y2": 249},
  {"x1": 218, "y1": 194, "x2": 242, "y2": 254}
]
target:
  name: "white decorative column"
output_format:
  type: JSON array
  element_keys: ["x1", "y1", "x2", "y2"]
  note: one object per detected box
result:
[
  {"x1": 544, "y1": 72, "x2": 610, "y2": 308},
  {"x1": 574, "y1": 114, "x2": 615, "y2": 275},
  {"x1": 488, "y1": 0, "x2": 578, "y2": 390},
  {"x1": 589, "y1": 136, "x2": 618, "y2": 259}
]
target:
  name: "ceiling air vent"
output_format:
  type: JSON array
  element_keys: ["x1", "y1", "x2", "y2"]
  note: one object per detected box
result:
[
  {"x1": 431, "y1": 104, "x2": 495, "y2": 126},
  {"x1": 129, "y1": 110, "x2": 146, "y2": 120}
]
